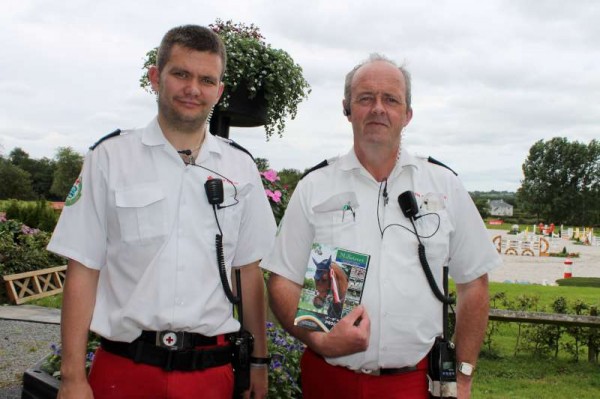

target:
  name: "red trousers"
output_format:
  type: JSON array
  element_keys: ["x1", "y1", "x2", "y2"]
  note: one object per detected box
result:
[
  {"x1": 300, "y1": 348, "x2": 429, "y2": 399},
  {"x1": 88, "y1": 347, "x2": 234, "y2": 399}
]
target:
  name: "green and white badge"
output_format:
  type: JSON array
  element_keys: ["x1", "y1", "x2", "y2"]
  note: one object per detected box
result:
[{"x1": 65, "y1": 176, "x2": 83, "y2": 206}]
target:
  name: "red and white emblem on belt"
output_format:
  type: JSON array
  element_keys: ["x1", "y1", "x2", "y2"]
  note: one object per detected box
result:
[{"x1": 162, "y1": 332, "x2": 178, "y2": 347}]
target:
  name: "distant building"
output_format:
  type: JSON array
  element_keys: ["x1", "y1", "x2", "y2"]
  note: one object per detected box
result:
[{"x1": 489, "y1": 199, "x2": 513, "y2": 217}]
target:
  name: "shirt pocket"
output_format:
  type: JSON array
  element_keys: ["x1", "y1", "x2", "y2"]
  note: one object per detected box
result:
[
  {"x1": 417, "y1": 208, "x2": 451, "y2": 268},
  {"x1": 115, "y1": 185, "x2": 167, "y2": 244},
  {"x1": 217, "y1": 182, "x2": 249, "y2": 250},
  {"x1": 312, "y1": 192, "x2": 360, "y2": 247}
]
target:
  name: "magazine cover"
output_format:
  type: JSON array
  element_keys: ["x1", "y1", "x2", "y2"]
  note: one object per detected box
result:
[{"x1": 294, "y1": 242, "x2": 370, "y2": 332}]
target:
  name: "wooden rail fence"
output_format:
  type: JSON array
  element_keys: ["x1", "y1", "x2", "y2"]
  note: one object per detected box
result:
[
  {"x1": 2, "y1": 265, "x2": 67, "y2": 304},
  {"x1": 488, "y1": 308, "x2": 600, "y2": 363}
]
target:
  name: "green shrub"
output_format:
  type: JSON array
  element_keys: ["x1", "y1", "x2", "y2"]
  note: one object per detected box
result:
[
  {"x1": 555, "y1": 277, "x2": 600, "y2": 288},
  {"x1": 2, "y1": 200, "x2": 58, "y2": 232},
  {"x1": 0, "y1": 217, "x2": 64, "y2": 278}
]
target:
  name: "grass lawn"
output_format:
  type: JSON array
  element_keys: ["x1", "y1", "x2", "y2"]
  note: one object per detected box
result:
[{"x1": 475, "y1": 355, "x2": 600, "y2": 398}]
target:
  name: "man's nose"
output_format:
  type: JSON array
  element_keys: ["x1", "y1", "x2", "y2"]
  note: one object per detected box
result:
[
  {"x1": 184, "y1": 81, "x2": 201, "y2": 96},
  {"x1": 371, "y1": 97, "x2": 386, "y2": 114}
]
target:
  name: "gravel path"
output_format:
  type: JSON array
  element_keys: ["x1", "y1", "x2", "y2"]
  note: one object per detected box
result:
[{"x1": 0, "y1": 319, "x2": 60, "y2": 397}]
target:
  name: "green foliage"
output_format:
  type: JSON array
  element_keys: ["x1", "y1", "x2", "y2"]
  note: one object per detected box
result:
[
  {"x1": 42, "y1": 332, "x2": 99, "y2": 378},
  {"x1": 266, "y1": 322, "x2": 303, "y2": 398},
  {"x1": 555, "y1": 277, "x2": 600, "y2": 288},
  {"x1": 0, "y1": 217, "x2": 64, "y2": 277},
  {"x1": 277, "y1": 168, "x2": 303, "y2": 194},
  {"x1": 483, "y1": 284, "x2": 600, "y2": 365},
  {"x1": 2, "y1": 200, "x2": 58, "y2": 232},
  {"x1": 9, "y1": 147, "x2": 57, "y2": 200},
  {"x1": 473, "y1": 197, "x2": 491, "y2": 219},
  {"x1": 254, "y1": 157, "x2": 270, "y2": 172},
  {"x1": 517, "y1": 137, "x2": 600, "y2": 226},
  {"x1": 50, "y1": 147, "x2": 83, "y2": 200},
  {"x1": 260, "y1": 169, "x2": 290, "y2": 224},
  {"x1": 140, "y1": 19, "x2": 311, "y2": 140},
  {"x1": 0, "y1": 158, "x2": 36, "y2": 200},
  {"x1": 475, "y1": 355, "x2": 600, "y2": 398}
]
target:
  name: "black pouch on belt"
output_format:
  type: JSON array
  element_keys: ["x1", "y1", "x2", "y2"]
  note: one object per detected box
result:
[{"x1": 231, "y1": 329, "x2": 254, "y2": 396}]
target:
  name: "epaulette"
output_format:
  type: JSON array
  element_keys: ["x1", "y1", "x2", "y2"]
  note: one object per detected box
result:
[
  {"x1": 427, "y1": 156, "x2": 458, "y2": 176},
  {"x1": 90, "y1": 129, "x2": 122, "y2": 150},
  {"x1": 214, "y1": 135, "x2": 255, "y2": 161},
  {"x1": 301, "y1": 157, "x2": 338, "y2": 179}
]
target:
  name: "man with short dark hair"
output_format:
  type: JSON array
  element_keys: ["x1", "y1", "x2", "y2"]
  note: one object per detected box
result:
[
  {"x1": 264, "y1": 54, "x2": 502, "y2": 398},
  {"x1": 49, "y1": 25, "x2": 275, "y2": 399}
]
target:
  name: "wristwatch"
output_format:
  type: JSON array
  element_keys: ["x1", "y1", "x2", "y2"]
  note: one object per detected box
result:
[{"x1": 458, "y1": 362, "x2": 475, "y2": 376}]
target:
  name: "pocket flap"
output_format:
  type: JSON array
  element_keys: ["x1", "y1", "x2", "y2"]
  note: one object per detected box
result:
[
  {"x1": 115, "y1": 185, "x2": 165, "y2": 208},
  {"x1": 312, "y1": 192, "x2": 359, "y2": 213}
]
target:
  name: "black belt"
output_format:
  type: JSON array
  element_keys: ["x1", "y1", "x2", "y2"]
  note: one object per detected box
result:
[
  {"x1": 369, "y1": 366, "x2": 418, "y2": 376},
  {"x1": 100, "y1": 331, "x2": 233, "y2": 372}
]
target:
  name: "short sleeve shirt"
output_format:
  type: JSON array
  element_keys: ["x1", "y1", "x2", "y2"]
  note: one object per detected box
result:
[
  {"x1": 48, "y1": 118, "x2": 277, "y2": 341},
  {"x1": 261, "y1": 148, "x2": 502, "y2": 370}
]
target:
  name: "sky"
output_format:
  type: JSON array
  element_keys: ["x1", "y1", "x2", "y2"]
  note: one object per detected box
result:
[{"x1": 1, "y1": 0, "x2": 599, "y2": 192}]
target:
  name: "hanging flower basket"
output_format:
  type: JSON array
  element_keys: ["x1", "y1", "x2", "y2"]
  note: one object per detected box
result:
[{"x1": 140, "y1": 19, "x2": 311, "y2": 140}]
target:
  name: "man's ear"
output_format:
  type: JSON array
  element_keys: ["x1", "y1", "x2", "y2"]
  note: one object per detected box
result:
[
  {"x1": 216, "y1": 81, "x2": 225, "y2": 101},
  {"x1": 148, "y1": 66, "x2": 160, "y2": 93},
  {"x1": 404, "y1": 108, "x2": 413, "y2": 127},
  {"x1": 342, "y1": 100, "x2": 351, "y2": 119}
]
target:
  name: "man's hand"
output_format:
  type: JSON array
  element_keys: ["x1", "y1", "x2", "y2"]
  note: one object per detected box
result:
[
  {"x1": 311, "y1": 305, "x2": 370, "y2": 358},
  {"x1": 57, "y1": 378, "x2": 94, "y2": 399},
  {"x1": 244, "y1": 366, "x2": 268, "y2": 399}
]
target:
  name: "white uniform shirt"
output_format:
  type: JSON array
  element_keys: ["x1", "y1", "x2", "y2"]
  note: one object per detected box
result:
[
  {"x1": 262, "y1": 148, "x2": 502, "y2": 370},
  {"x1": 48, "y1": 118, "x2": 276, "y2": 342}
]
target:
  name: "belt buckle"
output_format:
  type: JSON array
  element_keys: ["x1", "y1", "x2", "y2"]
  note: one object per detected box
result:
[
  {"x1": 156, "y1": 331, "x2": 185, "y2": 350},
  {"x1": 357, "y1": 368, "x2": 381, "y2": 376}
]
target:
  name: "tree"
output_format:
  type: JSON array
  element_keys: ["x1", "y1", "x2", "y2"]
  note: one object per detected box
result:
[
  {"x1": 278, "y1": 168, "x2": 303, "y2": 194},
  {"x1": 254, "y1": 157, "x2": 270, "y2": 171},
  {"x1": 517, "y1": 138, "x2": 600, "y2": 225},
  {"x1": 472, "y1": 197, "x2": 491, "y2": 219},
  {"x1": 50, "y1": 147, "x2": 84, "y2": 200},
  {"x1": 0, "y1": 158, "x2": 36, "y2": 200},
  {"x1": 9, "y1": 148, "x2": 56, "y2": 200}
]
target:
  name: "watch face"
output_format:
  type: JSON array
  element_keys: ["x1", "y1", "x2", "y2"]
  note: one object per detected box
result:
[{"x1": 459, "y1": 362, "x2": 474, "y2": 375}]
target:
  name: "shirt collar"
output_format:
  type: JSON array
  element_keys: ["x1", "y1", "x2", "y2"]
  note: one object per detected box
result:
[
  {"x1": 338, "y1": 146, "x2": 420, "y2": 178},
  {"x1": 141, "y1": 117, "x2": 168, "y2": 147},
  {"x1": 195, "y1": 131, "x2": 222, "y2": 163},
  {"x1": 140, "y1": 117, "x2": 222, "y2": 161}
]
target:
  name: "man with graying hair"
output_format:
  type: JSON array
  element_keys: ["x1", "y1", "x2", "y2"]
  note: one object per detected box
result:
[
  {"x1": 263, "y1": 53, "x2": 501, "y2": 398},
  {"x1": 49, "y1": 25, "x2": 276, "y2": 399}
]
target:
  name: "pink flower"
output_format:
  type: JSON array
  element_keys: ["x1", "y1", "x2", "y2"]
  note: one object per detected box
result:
[
  {"x1": 265, "y1": 189, "x2": 282, "y2": 203},
  {"x1": 261, "y1": 169, "x2": 279, "y2": 183}
]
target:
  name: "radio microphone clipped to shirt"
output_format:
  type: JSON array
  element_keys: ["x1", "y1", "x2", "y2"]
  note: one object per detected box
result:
[
  {"x1": 204, "y1": 178, "x2": 224, "y2": 207},
  {"x1": 398, "y1": 190, "x2": 420, "y2": 220}
]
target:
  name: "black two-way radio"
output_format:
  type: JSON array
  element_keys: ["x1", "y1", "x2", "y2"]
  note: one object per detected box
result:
[
  {"x1": 398, "y1": 191, "x2": 457, "y2": 398},
  {"x1": 204, "y1": 179, "x2": 252, "y2": 397}
]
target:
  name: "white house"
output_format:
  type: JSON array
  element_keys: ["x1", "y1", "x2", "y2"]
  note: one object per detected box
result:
[{"x1": 489, "y1": 199, "x2": 513, "y2": 217}]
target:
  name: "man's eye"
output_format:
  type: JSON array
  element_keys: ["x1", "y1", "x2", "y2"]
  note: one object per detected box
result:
[{"x1": 357, "y1": 96, "x2": 373, "y2": 104}]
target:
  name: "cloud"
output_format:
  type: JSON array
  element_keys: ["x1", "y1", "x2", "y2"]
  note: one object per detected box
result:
[{"x1": 1, "y1": 0, "x2": 599, "y2": 192}]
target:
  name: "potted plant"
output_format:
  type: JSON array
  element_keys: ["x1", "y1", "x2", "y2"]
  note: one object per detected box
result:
[{"x1": 140, "y1": 19, "x2": 311, "y2": 139}]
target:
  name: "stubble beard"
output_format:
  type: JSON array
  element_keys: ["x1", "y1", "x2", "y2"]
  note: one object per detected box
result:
[{"x1": 158, "y1": 94, "x2": 211, "y2": 134}]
